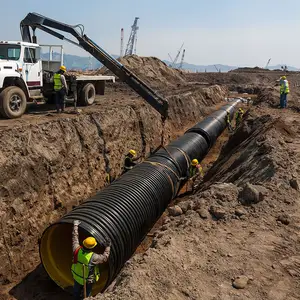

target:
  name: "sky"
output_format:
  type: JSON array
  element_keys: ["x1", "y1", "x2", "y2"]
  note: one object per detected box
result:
[{"x1": 1, "y1": 0, "x2": 300, "y2": 67}]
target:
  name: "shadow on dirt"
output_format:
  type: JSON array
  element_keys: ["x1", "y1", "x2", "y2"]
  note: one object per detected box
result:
[{"x1": 9, "y1": 264, "x2": 72, "y2": 300}]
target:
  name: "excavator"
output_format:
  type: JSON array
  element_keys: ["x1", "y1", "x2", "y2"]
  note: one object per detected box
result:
[{"x1": 20, "y1": 12, "x2": 169, "y2": 119}]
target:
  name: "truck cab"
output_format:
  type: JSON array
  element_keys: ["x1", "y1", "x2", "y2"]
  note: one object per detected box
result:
[{"x1": 0, "y1": 41, "x2": 43, "y2": 118}]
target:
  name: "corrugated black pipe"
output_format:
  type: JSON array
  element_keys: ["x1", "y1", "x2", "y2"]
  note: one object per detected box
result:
[{"x1": 39, "y1": 100, "x2": 240, "y2": 295}]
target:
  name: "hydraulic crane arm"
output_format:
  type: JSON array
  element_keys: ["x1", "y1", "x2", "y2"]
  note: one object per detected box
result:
[{"x1": 20, "y1": 13, "x2": 169, "y2": 118}]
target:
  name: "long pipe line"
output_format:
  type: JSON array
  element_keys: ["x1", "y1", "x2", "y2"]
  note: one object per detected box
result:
[{"x1": 39, "y1": 100, "x2": 240, "y2": 295}]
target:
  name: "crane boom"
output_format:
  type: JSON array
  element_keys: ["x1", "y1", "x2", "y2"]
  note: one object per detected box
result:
[
  {"x1": 172, "y1": 43, "x2": 184, "y2": 67},
  {"x1": 20, "y1": 13, "x2": 168, "y2": 118}
]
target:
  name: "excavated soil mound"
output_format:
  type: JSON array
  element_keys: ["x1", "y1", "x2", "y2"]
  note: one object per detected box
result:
[
  {"x1": 93, "y1": 109, "x2": 300, "y2": 300},
  {"x1": 98, "y1": 55, "x2": 185, "y2": 87}
]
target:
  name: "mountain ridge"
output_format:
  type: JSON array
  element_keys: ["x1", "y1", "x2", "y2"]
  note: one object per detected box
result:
[{"x1": 42, "y1": 52, "x2": 299, "y2": 72}]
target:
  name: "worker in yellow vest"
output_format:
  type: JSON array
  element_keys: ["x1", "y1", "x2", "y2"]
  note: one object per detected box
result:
[
  {"x1": 279, "y1": 76, "x2": 290, "y2": 108},
  {"x1": 187, "y1": 159, "x2": 204, "y2": 192},
  {"x1": 122, "y1": 149, "x2": 140, "y2": 174},
  {"x1": 235, "y1": 108, "x2": 244, "y2": 128},
  {"x1": 53, "y1": 65, "x2": 68, "y2": 113},
  {"x1": 71, "y1": 220, "x2": 111, "y2": 299}
]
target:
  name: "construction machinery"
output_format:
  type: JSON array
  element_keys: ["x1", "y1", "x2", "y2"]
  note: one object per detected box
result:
[
  {"x1": 169, "y1": 43, "x2": 184, "y2": 68},
  {"x1": 265, "y1": 58, "x2": 271, "y2": 69},
  {"x1": 125, "y1": 17, "x2": 139, "y2": 56},
  {"x1": 0, "y1": 13, "x2": 168, "y2": 119},
  {"x1": 179, "y1": 49, "x2": 185, "y2": 69}
]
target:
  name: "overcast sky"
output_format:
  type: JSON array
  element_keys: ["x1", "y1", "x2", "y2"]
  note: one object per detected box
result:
[{"x1": 1, "y1": 0, "x2": 300, "y2": 67}]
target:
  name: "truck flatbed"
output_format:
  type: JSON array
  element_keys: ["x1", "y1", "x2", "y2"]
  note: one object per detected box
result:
[{"x1": 75, "y1": 75, "x2": 115, "y2": 82}]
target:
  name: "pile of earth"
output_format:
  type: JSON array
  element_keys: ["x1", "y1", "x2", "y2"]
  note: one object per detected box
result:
[
  {"x1": 92, "y1": 108, "x2": 300, "y2": 300},
  {"x1": 97, "y1": 55, "x2": 186, "y2": 87}
]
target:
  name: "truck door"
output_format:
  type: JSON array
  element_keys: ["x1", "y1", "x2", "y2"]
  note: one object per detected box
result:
[{"x1": 22, "y1": 47, "x2": 43, "y2": 89}]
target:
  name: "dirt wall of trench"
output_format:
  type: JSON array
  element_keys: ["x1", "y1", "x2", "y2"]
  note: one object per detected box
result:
[{"x1": 0, "y1": 85, "x2": 227, "y2": 287}]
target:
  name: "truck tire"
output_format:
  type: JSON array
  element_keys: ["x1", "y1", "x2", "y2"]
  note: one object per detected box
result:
[
  {"x1": 0, "y1": 86, "x2": 27, "y2": 119},
  {"x1": 79, "y1": 83, "x2": 96, "y2": 106}
]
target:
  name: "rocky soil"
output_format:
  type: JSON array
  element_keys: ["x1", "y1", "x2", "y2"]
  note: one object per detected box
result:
[
  {"x1": 93, "y1": 107, "x2": 300, "y2": 300},
  {"x1": 0, "y1": 56, "x2": 228, "y2": 299},
  {"x1": 1, "y1": 56, "x2": 300, "y2": 300}
]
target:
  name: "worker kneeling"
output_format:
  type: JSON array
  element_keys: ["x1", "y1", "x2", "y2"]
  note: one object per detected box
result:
[
  {"x1": 187, "y1": 159, "x2": 204, "y2": 192},
  {"x1": 122, "y1": 149, "x2": 139, "y2": 174},
  {"x1": 71, "y1": 220, "x2": 111, "y2": 299}
]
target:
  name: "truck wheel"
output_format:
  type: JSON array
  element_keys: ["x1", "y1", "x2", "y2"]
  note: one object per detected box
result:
[
  {"x1": 79, "y1": 83, "x2": 96, "y2": 106},
  {"x1": 0, "y1": 86, "x2": 27, "y2": 119}
]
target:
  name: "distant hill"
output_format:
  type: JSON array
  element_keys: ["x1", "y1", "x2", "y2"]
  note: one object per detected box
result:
[
  {"x1": 163, "y1": 61, "x2": 237, "y2": 72},
  {"x1": 41, "y1": 52, "x2": 299, "y2": 73}
]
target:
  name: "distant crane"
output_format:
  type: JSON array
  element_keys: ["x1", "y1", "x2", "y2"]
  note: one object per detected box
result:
[
  {"x1": 125, "y1": 17, "x2": 139, "y2": 56},
  {"x1": 172, "y1": 43, "x2": 184, "y2": 68},
  {"x1": 120, "y1": 28, "x2": 124, "y2": 57},
  {"x1": 214, "y1": 65, "x2": 221, "y2": 72},
  {"x1": 179, "y1": 49, "x2": 185, "y2": 69},
  {"x1": 265, "y1": 58, "x2": 271, "y2": 69}
]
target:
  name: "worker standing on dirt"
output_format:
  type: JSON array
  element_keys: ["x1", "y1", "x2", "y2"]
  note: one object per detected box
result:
[
  {"x1": 187, "y1": 159, "x2": 204, "y2": 192},
  {"x1": 235, "y1": 108, "x2": 244, "y2": 128},
  {"x1": 71, "y1": 220, "x2": 111, "y2": 299},
  {"x1": 122, "y1": 149, "x2": 139, "y2": 174},
  {"x1": 53, "y1": 65, "x2": 68, "y2": 113},
  {"x1": 226, "y1": 111, "x2": 233, "y2": 132},
  {"x1": 279, "y1": 76, "x2": 290, "y2": 108}
]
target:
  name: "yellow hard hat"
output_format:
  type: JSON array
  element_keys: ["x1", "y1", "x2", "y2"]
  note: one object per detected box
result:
[
  {"x1": 129, "y1": 149, "x2": 136, "y2": 156},
  {"x1": 191, "y1": 159, "x2": 198, "y2": 166},
  {"x1": 60, "y1": 65, "x2": 67, "y2": 72},
  {"x1": 281, "y1": 75, "x2": 286, "y2": 80},
  {"x1": 83, "y1": 237, "x2": 97, "y2": 249}
]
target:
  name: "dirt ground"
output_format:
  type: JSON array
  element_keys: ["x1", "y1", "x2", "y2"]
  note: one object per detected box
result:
[
  {"x1": 91, "y1": 107, "x2": 300, "y2": 300},
  {"x1": 1, "y1": 55, "x2": 300, "y2": 300}
]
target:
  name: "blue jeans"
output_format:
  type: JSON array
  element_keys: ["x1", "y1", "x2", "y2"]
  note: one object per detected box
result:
[
  {"x1": 280, "y1": 93, "x2": 288, "y2": 108},
  {"x1": 73, "y1": 280, "x2": 93, "y2": 300},
  {"x1": 55, "y1": 88, "x2": 66, "y2": 112}
]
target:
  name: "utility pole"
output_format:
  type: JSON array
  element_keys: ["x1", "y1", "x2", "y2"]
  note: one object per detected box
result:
[
  {"x1": 179, "y1": 49, "x2": 185, "y2": 69},
  {"x1": 120, "y1": 28, "x2": 124, "y2": 57},
  {"x1": 125, "y1": 17, "x2": 139, "y2": 56}
]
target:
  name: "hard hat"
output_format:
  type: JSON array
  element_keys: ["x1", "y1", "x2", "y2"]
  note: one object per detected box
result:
[
  {"x1": 129, "y1": 149, "x2": 136, "y2": 156},
  {"x1": 281, "y1": 75, "x2": 286, "y2": 80},
  {"x1": 83, "y1": 237, "x2": 97, "y2": 249},
  {"x1": 60, "y1": 65, "x2": 67, "y2": 72},
  {"x1": 191, "y1": 159, "x2": 199, "y2": 166}
]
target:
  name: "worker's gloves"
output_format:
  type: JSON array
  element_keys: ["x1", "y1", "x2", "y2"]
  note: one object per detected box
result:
[
  {"x1": 74, "y1": 220, "x2": 81, "y2": 226},
  {"x1": 103, "y1": 237, "x2": 111, "y2": 248}
]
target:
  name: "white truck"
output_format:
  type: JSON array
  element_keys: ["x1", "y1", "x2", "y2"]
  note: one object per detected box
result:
[{"x1": 0, "y1": 41, "x2": 115, "y2": 118}]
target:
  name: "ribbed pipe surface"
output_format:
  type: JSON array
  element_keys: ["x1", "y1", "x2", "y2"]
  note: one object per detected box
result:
[{"x1": 39, "y1": 100, "x2": 240, "y2": 295}]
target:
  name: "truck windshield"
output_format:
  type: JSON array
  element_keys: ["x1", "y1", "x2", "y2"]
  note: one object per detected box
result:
[{"x1": 0, "y1": 44, "x2": 21, "y2": 60}]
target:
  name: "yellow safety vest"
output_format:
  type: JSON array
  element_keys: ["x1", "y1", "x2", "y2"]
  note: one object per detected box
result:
[
  {"x1": 71, "y1": 248, "x2": 100, "y2": 285},
  {"x1": 53, "y1": 73, "x2": 63, "y2": 91},
  {"x1": 189, "y1": 164, "x2": 203, "y2": 177},
  {"x1": 280, "y1": 80, "x2": 290, "y2": 94},
  {"x1": 226, "y1": 113, "x2": 231, "y2": 124}
]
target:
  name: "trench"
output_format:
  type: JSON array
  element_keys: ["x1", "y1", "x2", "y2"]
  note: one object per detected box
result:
[
  {"x1": 0, "y1": 85, "x2": 231, "y2": 299},
  {"x1": 37, "y1": 101, "x2": 240, "y2": 297}
]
